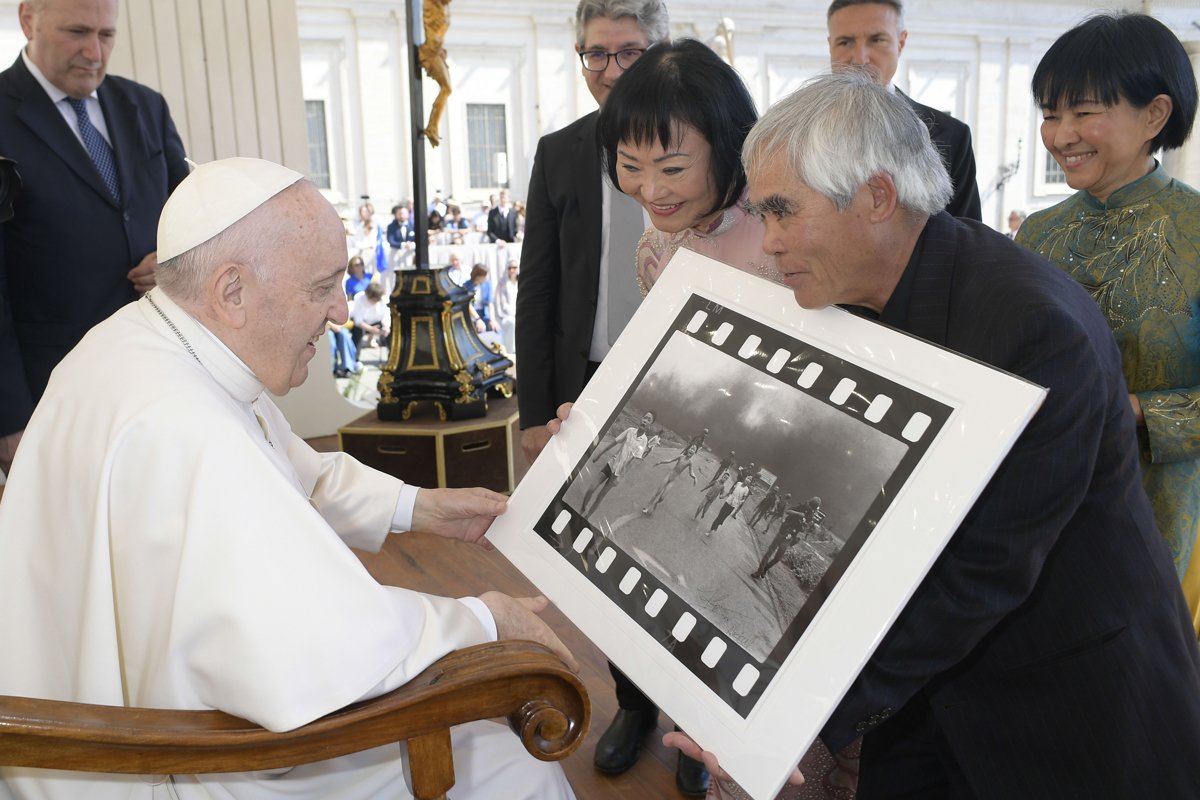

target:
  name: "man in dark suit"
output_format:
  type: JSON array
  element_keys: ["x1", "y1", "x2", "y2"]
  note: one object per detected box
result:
[
  {"x1": 486, "y1": 189, "x2": 518, "y2": 243},
  {"x1": 827, "y1": 0, "x2": 981, "y2": 221},
  {"x1": 516, "y1": 0, "x2": 669, "y2": 461},
  {"x1": 516, "y1": 0, "x2": 713, "y2": 793},
  {"x1": 386, "y1": 204, "x2": 416, "y2": 271},
  {"x1": 670, "y1": 69, "x2": 1200, "y2": 798},
  {"x1": 0, "y1": 0, "x2": 188, "y2": 474}
]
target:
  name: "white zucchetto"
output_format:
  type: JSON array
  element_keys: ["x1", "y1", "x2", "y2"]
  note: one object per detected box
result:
[{"x1": 157, "y1": 157, "x2": 304, "y2": 262}]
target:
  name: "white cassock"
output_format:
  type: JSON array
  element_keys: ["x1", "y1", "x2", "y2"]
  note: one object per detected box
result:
[{"x1": 0, "y1": 289, "x2": 574, "y2": 800}]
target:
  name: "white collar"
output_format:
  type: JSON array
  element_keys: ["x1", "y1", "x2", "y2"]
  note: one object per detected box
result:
[
  {"x1": 21, "y1": 48, "x2": 99, "y2": 106},
  {"x1": 141, "y1": 288, "x2": 265, "y2": 404}
]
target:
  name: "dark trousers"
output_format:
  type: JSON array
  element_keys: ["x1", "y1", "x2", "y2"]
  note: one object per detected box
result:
[
  {"x1": 756, "y1": 534, "x2": 791, "y2": 575},
  {"x1": 610, "y1": 662, "x2": 656, "y2": 712},
  {"x1": 857, "y1": 695, "x2": 977, "y2": 800},
  {"x1": 711, "y1": 502, "x2": 736, "y2": 531},
  {"x1": 350, "y1": 324, "x2": 390, "y2": 354}
]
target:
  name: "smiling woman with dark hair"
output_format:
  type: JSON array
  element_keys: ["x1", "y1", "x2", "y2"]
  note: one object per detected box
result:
[
  {"x1": 597, "y1": 39, "x2": 781, "y2": 294},
  {"x1": 599, "y1": 39, "x2": 862, "y2": 799},
  {"x1": 1015, "y1": 13, "x2": 1200, "y2": 636}
]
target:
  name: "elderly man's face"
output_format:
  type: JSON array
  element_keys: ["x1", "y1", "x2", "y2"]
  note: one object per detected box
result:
[
  {"x1": 21, "y1": 0, "x2": 118, "y2": 99},
  {"x1": 244, "y1": 185, "x2": 350, "y2": 395},
  {"x1": 749, "y1": 153, "x2": 885, "y2": 311},
  {"x1": 827, "y1": 3, "x2": 907, "y2": 87}
]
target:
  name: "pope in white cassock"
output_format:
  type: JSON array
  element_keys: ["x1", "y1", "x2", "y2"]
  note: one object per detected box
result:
[{"x1": 0, "y1": 158, "x2": 577, "y2": 800}]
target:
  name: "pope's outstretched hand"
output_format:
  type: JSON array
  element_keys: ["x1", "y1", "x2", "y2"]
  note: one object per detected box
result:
[{"x1": 411, "y1": 487, "x2": 507, "y2": 548}]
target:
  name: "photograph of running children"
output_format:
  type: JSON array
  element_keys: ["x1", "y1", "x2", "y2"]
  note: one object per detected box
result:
[{"x1": 561, "y1": 330, "x2": 908, "y2": 662}]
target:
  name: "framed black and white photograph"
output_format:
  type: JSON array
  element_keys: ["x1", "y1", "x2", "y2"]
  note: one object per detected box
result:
[{"x1": 488, "y1": 250, "x2": 1045, "y2": 800}]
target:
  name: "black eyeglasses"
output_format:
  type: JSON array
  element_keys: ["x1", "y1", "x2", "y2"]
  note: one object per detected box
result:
[{"x1": 578, "y1": 48, "x2": 647, "y2": 72}]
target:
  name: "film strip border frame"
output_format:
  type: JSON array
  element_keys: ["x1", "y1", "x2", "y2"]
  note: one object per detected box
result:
[{"x1": 533, "y1": 295, "x2": 955, "y2": 717}]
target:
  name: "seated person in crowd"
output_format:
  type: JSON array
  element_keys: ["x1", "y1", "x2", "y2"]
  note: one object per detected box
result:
[
  {"x1": 386, "y1": 204, "x2": 416, "y2": 273},
  {"x1": 352, "y1": 201, "x2": 384, "y2": 269},
  {"x1": 514, "y1": 200, "x2": 527, "y2": 241},
  {"x1": 472, "y1": 197, "x2": 493, "y2": 235},
  {"x1": 351, "y1": 282, "x2": 392, "y2": 354},
  {"x1": 344, "y1": 254, "x2": 372, "y2": 298},
  {"x1": 445, "y1": 252, "x2": 470, "y2": 286},
  {"x1": 428, "y1": 192, "x2": 448, "y2": 218},
  {"x1": 327, "y1": 318, "x2": 359, "y2": 378},
  {"x1": 446, "y1": 204, "x2": 471, "y2": 230},
  {"x1": 470, "y1": 263, "x2": 498, "y2": 333},
  {"x1": 496, "y1": 259, "x2": 519, "y2": 354},
  {"x1": 0, "y1": 157, "x2": 577, "y2": 800}
]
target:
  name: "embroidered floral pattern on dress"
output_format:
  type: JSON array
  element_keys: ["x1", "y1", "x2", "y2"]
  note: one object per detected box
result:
[
  {"x1": 1033, "y1": 204, "x2": 1188, "y2": 329},
  {"x1": 1017, "y1": 164, "x2": 1200, "y2": 623}
]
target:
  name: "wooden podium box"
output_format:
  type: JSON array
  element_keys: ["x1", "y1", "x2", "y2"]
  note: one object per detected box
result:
[{"x1": 338, "y1": 395, "x2": 523, "y2": 493}]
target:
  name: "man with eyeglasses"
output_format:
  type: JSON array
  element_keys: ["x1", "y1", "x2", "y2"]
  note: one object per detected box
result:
[{"x1": 516, "y1": 0, "x2": 713, "y2": 795}]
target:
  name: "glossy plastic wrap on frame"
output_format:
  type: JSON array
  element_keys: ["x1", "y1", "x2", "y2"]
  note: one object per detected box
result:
[{"x1": 487, "y1": 248, "x2": 1045, "y2": 800}]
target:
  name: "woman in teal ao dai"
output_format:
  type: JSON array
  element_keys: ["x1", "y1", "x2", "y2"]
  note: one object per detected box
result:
[{"x1": 1016, "y1": 13, "x2": 1200, "y2": 635}]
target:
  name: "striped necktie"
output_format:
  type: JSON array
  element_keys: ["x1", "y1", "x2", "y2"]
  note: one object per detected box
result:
[{"x1": 65, "y1": 97, "x2": 121, "y2": 202}]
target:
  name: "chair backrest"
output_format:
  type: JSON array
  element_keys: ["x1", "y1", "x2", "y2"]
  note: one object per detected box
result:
[{"x1": 0, "y1": 641, "x2": 589, "y2": 800}]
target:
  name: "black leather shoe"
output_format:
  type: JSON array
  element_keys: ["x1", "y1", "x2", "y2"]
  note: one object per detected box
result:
[
  {"x1": 676, "y1": 751, "x2": 711, "y2": 796},
  {"x1": 594, "y1": 708, "x2": 659, "y2": 774}
]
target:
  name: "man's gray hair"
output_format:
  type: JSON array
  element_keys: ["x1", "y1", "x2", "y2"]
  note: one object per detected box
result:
[
  {"x1": 575, "y1": 0, "x2": 670, "y2": 49},
  {"x1": 25, "y1": 0, "x2": 122, "y2": 15},
  {"x1": 826, "y1": 0, "x2": 905, "y2": 28},
  {"x1": 743, "y1": 70, "x2": 951, "y2": 216}
]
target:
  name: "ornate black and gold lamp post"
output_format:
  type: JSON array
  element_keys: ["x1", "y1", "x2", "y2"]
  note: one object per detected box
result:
[
  {"x1": 378, "y1": 269, "x2": 513, "y2": 421},
  {"x1": 377, "y1": 0, "x2": 513, "y2": 421}
]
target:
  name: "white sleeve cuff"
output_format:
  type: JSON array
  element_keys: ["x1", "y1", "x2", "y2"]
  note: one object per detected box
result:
[
  {"x1": 458, "y1": 596, "x2": 498, "y2": 641},
  {"x1": 390, "y1": 483, "x2": 421, "y2": 532}
]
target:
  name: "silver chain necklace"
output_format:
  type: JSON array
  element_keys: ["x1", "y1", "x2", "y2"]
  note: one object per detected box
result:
[
  {"x1": 144, "y1": 291, "x2": 274, "y2": 450},
  {"x1": 145, "y1": 291, "x2": 201, "y2": 366}
]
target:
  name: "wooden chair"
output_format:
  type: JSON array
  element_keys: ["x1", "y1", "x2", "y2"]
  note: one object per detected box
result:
[{"x1": 0, "y1": 641, "x2": 588, "y2": 800}]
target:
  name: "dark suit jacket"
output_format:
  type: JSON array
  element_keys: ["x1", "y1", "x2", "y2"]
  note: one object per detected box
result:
[
  {"x1": 385, "y1": 219, "x2": 415, "y2": 247},
  {"x1": 822, "y1": 212, "x2": 1200, "y2": 797},
  {"x1": 0, "y1": 55, "x2": 187, "y2": 435},
  {"x1": 487, "y1": 205, "x2": 517, "y2": 243},
  {"x1": 900, "y1": 91, "x2": 981, "y2": 221},
  {"x1": 515, "y1": 111, "x2": 604, "y2": 427}
]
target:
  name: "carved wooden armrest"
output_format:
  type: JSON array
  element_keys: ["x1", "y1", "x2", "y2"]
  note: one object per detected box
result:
[{"x1": 0, "y1": 641, "x2": 588, "y2": 800}]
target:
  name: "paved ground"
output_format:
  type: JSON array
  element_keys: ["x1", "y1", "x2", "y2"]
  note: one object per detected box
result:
[{"x1": 332, "y1": 341, "x2": 387, "y2": 406}]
